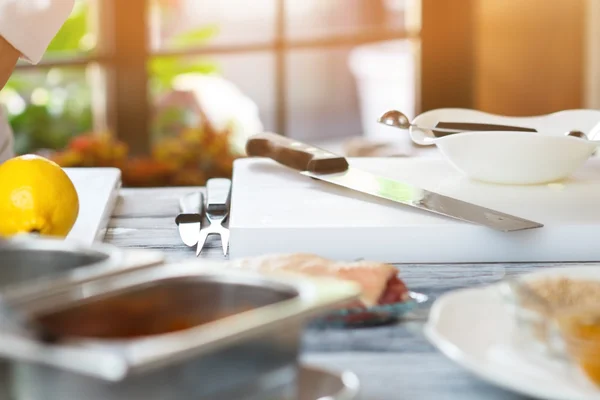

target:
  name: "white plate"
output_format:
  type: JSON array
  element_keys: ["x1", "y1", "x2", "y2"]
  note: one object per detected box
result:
[{"x1": 424, "y1": 266, "x2": 600, "y2": 400}]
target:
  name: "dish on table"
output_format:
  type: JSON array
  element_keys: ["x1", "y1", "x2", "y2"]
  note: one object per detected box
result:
[
  {"x1": 425, "y1": 266, "x2": 600, "y2": 400},
  {"x1": 501, "y1": 271, "x2": 600, "y2": 388},
  {"x1": 228, "y1": 253, "x2": 427, "y2": 327},
  {"x1": 408, "y1": 108, "x2": 600, "y2": 185}
]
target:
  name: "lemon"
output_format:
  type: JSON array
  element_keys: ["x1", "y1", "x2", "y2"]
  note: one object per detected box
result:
[{"x1": 0, "y1": 155, "x2": 79, "y2": 237}]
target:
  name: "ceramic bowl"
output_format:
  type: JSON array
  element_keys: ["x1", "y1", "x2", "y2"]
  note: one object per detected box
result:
[{"x1": 408, "y1": 108, "x2": 600, "y2": 185}]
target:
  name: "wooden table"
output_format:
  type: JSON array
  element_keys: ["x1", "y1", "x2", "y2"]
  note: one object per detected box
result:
[{"x1": 104, "y1": 187, "x2": 563, "y2": 400}]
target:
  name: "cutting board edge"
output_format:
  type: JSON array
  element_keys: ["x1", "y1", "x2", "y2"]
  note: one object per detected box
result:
[
  {"x1": 64, "y1": 167, "x2": 122, "y2": 245},
  {"x1": 229, "y1": 224, "x2": 600, "y2": 263},
  {"x1": 93, "y1": 175, "x2": 122, "y2": 242}
]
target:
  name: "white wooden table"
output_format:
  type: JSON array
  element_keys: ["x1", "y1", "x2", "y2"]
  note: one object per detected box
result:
[{"x1": 104, "y1": 187, "x2": 574, "y2": 400}]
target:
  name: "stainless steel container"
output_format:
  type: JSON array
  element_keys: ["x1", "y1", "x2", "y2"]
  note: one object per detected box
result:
[
  {"x1": 0, "y1": 262, "x2": 359, "y2": 400},
  {"x1": 0, "y1": 236, "x2": 123, "y2": 299},
  {"x1": 0, "y1": 237, "x2": 166, "y2": 400},
  {"x1": 0, "y1": 236, "x2": 166, "y2": 303}
]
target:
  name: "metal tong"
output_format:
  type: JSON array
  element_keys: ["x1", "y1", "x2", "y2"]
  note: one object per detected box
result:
[
  {"x1": 197, "y1": 178, "x2": 231, "y2": 256},
  {"x1": 176, "y1": 192, "x2": 204, "y2": 247},
  {"x1": 175, "y1": 179, "x2": 231, "y2": 256}
]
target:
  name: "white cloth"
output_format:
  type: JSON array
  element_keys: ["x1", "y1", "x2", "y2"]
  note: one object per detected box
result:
[{"x1": 0, "y1": 0, "x2": 74, "y2": 163}]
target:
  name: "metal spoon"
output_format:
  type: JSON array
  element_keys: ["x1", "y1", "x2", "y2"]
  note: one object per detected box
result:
[
  {"x1": 377, "y1": 110, "x2": 472, "y2": 133},
  {"x1": 565, "y1": 130, "x2": 600, "y2": 144},
  {"x1": 378, "y1": 109, "x2": 543, "y2": 134},
  {"x1": 379, "y1": 110, "x2": 599, "y2": 142},
  {"x1": 566, "y1": 130, "x2": 599, "y2": 156},
  {"x1": 566, "y1": 130, "x2": 588, "y2": 139}
]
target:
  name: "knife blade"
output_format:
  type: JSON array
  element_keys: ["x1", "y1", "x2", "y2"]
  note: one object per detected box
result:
[
  {"x1": 245, "y1": 132, "x2": 543, "y2": 232},
  {"x1": 175, "y1": 192, "x2": 204, "y2": 247}
]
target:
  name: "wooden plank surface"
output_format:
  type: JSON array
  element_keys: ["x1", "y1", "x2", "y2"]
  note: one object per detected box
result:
[{"x1": 105, "y1": 187, "x2": 582, "y2": 399}]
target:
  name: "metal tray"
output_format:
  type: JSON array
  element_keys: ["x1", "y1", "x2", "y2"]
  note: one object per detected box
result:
[
  {"x1": 5, "y1": 364, "x2": 360, "y2": 400},
  {"x1": 0, "y1": 261, "x2": 359, "y2": 400},
  {"x1": 0, "y1": 237, "x2": 167, "y2": 399}
]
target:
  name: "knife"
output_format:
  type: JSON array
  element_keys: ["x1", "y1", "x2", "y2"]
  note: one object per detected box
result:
[
  {"x1": 175, "y1": 192, "x2": 204, "y2": 247},
  {"x1": 245, "y1": 132, "x2": 544, "y2": 232}
]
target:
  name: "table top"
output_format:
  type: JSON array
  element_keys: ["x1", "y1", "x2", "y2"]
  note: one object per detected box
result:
[{"x1": 104, "y1": 186, "x2": 581, "y2": 400}]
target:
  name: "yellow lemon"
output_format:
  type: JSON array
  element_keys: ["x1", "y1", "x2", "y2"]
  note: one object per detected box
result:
[{"x1": 0, "y1": 155, "x2": 79, "y2": 237}]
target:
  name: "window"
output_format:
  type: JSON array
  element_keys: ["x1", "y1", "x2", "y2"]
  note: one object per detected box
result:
[
  {"x1": 149, "y1": 0, "x2": 420, "y2": 146},
  {"x1": 4, "y1": 0, "x2": 421, "y2": 183},
  {"x1": 4, "y1": 0, "x2": 96, "y2": 154}
]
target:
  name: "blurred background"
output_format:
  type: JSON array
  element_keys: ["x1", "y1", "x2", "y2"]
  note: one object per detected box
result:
[{"x1": 0, "y1": 0, "x2": 594, "y2": 186}]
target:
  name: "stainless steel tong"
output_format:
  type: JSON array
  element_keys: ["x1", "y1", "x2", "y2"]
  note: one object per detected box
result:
[
  {"x1": 175, "y1": 179, "x2": 231, "y2": 256},
  {"x1": 196, "y1": 178, "x2": 231, "y2": 256},
  {"x1": 176, "y1": 192, "x2": 204, "y2": 247}
]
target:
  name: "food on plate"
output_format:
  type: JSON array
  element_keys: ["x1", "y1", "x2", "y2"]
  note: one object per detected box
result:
[
  {"x1": 518, "y1": 277, "x2": 600, "y2": 340},
  {"x1": 229, "y1": 253, "x2": 410, "y2": 307},
  {"x1": 554, "y1": 308, "x2": 600, "y2": 386},
  {"x1": 521, "y1": 277, "x2": 600, "y2": 386},
  {"x1": 0, "y1": 154, "x2": 79, "y2": 238},
  {"x1": 525, "y1": 277, "x2": 600, "y2": 311}
]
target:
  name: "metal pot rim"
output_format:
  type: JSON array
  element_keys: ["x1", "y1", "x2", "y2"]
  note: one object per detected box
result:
[{"x1": 0, "y1": 236, "x2": 126, "y2": 302}]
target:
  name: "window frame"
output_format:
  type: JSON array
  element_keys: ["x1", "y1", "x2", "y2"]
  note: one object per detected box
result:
[{"x1": 14, "y1": 0, "x2": 422, "y2": 154}]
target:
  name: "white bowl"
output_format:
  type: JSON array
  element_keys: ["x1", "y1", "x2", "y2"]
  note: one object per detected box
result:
[{"x1": 409, "y1": 108, "x2": 600, "y2": 185}]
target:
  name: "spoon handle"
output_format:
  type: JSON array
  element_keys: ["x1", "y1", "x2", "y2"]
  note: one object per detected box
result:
[{"x1": 418, "y1": 122, "x2": 538, "y2": 135}]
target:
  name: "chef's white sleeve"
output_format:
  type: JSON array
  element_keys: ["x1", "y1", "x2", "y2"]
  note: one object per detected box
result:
[{"x1": 0, "y1": 0, "x2": 75, "y2": 64}]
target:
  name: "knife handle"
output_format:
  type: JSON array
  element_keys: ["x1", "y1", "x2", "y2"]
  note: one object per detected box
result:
[
  {"x1": 245, "y1": 132, "x2": 349, "y2": 174},
  {"x1": 206, "y1": 178, "x2": 231, "y2": 214},
  {"x1": 179, "y1": 192, "x2": 204, "y2": 214}
]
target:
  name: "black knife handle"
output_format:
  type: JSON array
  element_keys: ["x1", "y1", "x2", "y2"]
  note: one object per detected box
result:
[
  {"x1": 245, "y1": 132, "x2": 349, "y2": 174},
  {"x1": 206, "y1": 178, "x2": 232, "y2": 214}
]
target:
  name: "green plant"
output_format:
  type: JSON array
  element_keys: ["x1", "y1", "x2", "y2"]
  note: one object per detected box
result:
[
  {"x1": 3, "y1": 0, "x2": 219, "y2": 154},
  {"x1": 5, "y1": 0, "x2": 92, "y2": 154},
  {"x1": 46, "y1": 1, "x2": 94, "y2": 55}
]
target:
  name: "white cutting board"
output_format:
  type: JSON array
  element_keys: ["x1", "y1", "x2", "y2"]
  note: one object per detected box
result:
[
  {"x1": 64, "y1": 168, "x2": 121, "y2": 245},
  {"x1": 229, "y1": 157, "x2": 600, "y2": 263}
]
